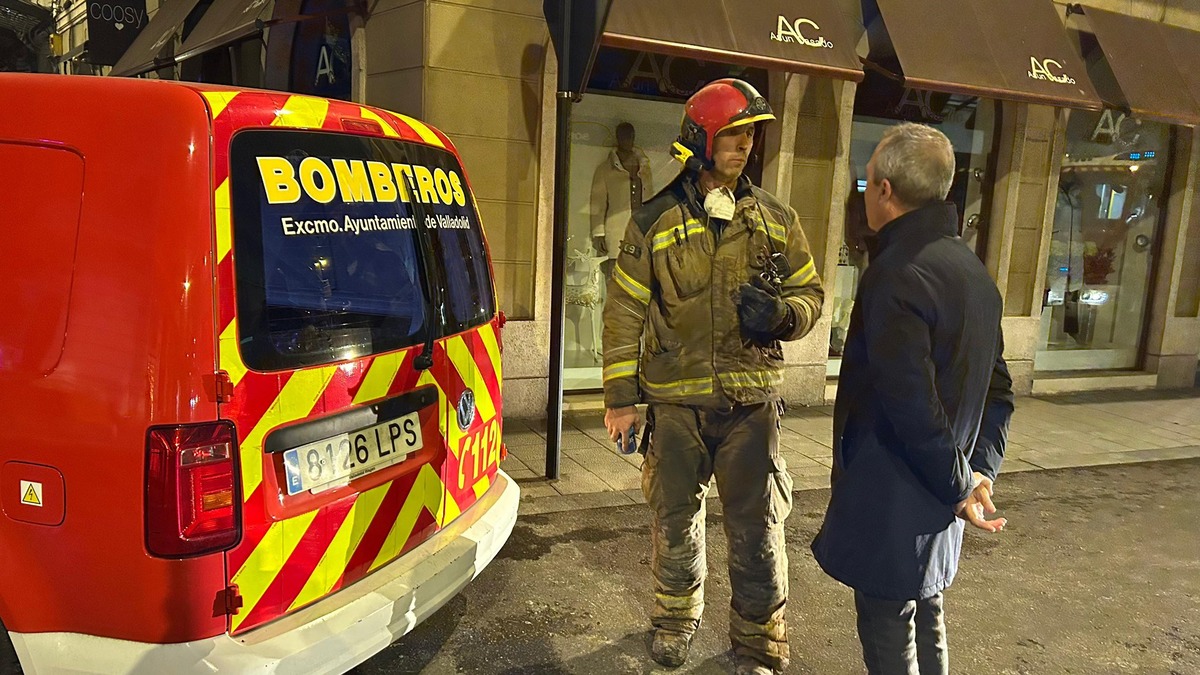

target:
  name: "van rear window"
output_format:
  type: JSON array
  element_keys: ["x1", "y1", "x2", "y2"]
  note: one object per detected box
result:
[{"x1": 229, "y1": 130, "x2": 493, "y2": 371}]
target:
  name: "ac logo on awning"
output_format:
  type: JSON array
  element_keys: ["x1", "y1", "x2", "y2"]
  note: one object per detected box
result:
[
  {"x1": 770, "y1": 16, "x2": 834, "y2": 49},
  {"x1": 1028, "y1": 57, "x2": 1076, "y2": 85}
]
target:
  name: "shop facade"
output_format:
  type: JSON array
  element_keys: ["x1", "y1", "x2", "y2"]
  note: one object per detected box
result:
[
  {"x1": 53, "y1": 0, "x2": 1200, "y2": 420},
  {"x1": 357, "y1": 0, "x2": 868, "y2": 415},
  {"x1": 528, "y1": 0, "x2": 1200, "y2": 417},
  {"x1": 50, "y1": 0, "x2": 363, "y2": 96}
]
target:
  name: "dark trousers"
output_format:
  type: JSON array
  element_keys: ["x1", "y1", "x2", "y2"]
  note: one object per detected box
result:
[
  {"x1": 854, "y1": 591, "x2": 948, "y2": 675},
  {"x1": 642, "y1": 402, "x2": 793, "y2": 670}
]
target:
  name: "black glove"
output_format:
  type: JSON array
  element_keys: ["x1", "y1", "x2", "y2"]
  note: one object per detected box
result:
[{"x1": 738, "y1": 276, "x2": 793, "y2": 338}]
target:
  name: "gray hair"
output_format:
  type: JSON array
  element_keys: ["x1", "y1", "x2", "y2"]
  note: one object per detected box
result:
[{"x1": 872, "y1": 123, "x2": 955, "y2": 207}]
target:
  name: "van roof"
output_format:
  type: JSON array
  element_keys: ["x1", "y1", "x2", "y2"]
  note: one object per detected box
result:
[
  {"x1": 0, "y1": 73, "x2": 457, "y2": 152},
  {"x1": 177, "y1": 81, "x2": 459, "y2": 152}
]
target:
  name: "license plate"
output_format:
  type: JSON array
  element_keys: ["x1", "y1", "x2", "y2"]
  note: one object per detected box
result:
[{"x1": 282, "y1": 413, "x2": 423, "y2": 495}]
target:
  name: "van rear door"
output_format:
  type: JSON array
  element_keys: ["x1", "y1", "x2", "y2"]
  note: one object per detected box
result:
[
  {"x1": 217, "y1": 128, "x2": 473, "y2": 634},
  {"x1": 399, "y1": 142, "x2": 505, "y2": 519}
]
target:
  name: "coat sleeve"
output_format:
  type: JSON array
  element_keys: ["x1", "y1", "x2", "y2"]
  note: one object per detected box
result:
[
  {"x1": 601, "y1": 216, "x2": 653, "y2": 408},
  {"x1": 778, "y1": 204, "x2": 824, "y2": 341},
  {"x1": 590, "y1": 163, "x2": 607, "y2": 239},
  {"x1": 970, "y1": 330, "x2": 1015, "y2": 482},
  {"x1": 862, "y1": 269, "x2": 975, "y2": 506}
]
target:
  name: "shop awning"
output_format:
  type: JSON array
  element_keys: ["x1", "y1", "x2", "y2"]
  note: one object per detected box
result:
[
  {"x1": 109, "y1": 0, "x2": 204, "y2": 77},
  {"x1": 0, "y1": 0, "x2": 52, "y2": 46},
  {"x1": 870, "y1": 0, "x2": 1101, "y2": 109},
  {"x1": 175, "y1": 0, "x2": 276, "y2": 63},
  {"x1": 1077, "y1": 7, "x2": 1200, "y2": 126},
  {"x1": 1159, "y1": 22, "x2": 1200, "y2": 124},
  {"x1": 601, "y1": 0, "x2": 864, "y2": 82}
]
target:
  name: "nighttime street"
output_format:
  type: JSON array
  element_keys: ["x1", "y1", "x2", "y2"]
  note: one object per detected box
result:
[
  {"x1": 7, "y1": 0, "x2": 1200, "y2": 673},
  {"x1": 355, "y1": 458, "x2": 1200, "y2": 674}
]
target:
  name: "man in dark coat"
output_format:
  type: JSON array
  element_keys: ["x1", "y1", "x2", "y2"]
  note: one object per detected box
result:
[{"x1": 811, "y1": 122, "x2": 1015, "y2": 675}]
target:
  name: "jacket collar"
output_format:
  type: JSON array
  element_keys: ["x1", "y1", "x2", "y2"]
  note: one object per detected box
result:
[
  {"x1": 609, "y1": 148, "x2": 647, "y2": 171},
  {"x1": 875, "y1": 202, "x2": 960, "y2": 252},
  {"x1": 734, "y1": 174, "x2": 754, "y2": 200}
]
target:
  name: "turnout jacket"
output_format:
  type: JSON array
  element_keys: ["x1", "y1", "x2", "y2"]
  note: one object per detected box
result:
[{"x1": 602, "y1": 173, "x2": 824, "y2": 409}]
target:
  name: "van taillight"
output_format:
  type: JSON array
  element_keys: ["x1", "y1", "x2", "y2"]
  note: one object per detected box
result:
[{"x1": 145, "y1": 422, "x2": 241, "y2": 558}]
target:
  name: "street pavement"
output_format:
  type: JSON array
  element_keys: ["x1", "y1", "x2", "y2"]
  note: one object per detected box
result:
[{"x1": 351, "y1": 457, "x2": 1200, "y2": 674}]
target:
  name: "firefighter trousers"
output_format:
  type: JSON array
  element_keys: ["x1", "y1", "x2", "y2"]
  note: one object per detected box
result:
[{"x1": 641, "y1": 401, "x2": 794, "y2": 670}]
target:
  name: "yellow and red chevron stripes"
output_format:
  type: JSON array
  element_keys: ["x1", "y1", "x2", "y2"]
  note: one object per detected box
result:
[
  {"x1": 200, "y1": 89, "x2": 503, "y2": 634},
  {"x1": 219, "y1": 325, "x2": 504, "y2": 634}
]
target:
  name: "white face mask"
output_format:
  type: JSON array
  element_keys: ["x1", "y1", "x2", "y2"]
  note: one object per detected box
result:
[{"x1": 703, "y1": 186, "x2": 737, "y2": 220}]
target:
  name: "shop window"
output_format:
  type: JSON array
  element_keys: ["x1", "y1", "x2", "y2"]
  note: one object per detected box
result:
[
  {"x1": 562, "y1": 47, "x2": 768, "y2": 391},
  {"x1": 260, "y1": 0, "x2": 355, "y2": 100},
  {"x1": 830, "y1": 79, "x2": 1000, "y2": 371},
  {"x1": 1035, "y1": 112, "x2": 1172, "y2": 372},
  {"x1": 288, "y1": 0, "x2": 353, "y2": 101}
]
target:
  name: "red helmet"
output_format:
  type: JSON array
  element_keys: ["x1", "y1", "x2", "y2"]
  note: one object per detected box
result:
[{"x1": 671, "y1": 78, "x2": 775, "y2": 171}]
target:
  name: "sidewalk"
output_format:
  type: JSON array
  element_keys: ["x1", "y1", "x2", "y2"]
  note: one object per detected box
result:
[{"x1": 499, "y1": 389, "x2": 1200, "y2": 515}]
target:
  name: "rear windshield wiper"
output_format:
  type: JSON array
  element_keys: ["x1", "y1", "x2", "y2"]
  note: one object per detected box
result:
[
  {"x1": 406, "y1": 173, "x2": 439, "y2": 372},
  {"x1": 413, "y1": 293, "x2": 436, "y2": 371}
]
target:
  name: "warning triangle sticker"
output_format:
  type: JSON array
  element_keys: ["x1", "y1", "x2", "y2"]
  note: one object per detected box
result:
[{"x1": 21, "y1": 483, "x2": 41, "y2": 506}]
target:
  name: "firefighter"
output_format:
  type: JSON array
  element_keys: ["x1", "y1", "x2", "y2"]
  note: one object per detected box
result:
[{"x1": 601, "y1": 79, "x2": 825, "y2": 674}]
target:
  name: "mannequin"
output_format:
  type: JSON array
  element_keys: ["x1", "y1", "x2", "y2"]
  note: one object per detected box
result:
[{"x1": 590, "y1": 122, "x2": 652, "y2": 277}]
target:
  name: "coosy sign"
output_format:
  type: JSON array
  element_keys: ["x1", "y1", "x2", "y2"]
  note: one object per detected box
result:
[{"x1": 87, "y1": 0, "x2": 147, "y2": 65}]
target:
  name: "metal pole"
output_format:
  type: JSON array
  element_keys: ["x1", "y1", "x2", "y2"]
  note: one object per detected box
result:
[
  {"x1": 545, "y1": 2, "x2": 575, "y2": 480},
  {"x1": 545, "y1": 93, "x2": 574, "y2": 479}
]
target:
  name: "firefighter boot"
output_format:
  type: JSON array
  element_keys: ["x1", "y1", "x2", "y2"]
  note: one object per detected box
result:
[{"x1": 650, "y1": 628, "x2": 693, "y2": 668}]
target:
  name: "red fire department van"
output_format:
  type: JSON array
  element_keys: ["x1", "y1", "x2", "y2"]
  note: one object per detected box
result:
[{"x1": 0, "y1": 73, "x2": 518, "y2": 673}]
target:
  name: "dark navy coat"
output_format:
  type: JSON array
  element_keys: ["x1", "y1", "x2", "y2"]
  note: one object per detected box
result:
[{"x1": 811, "y1": 202, "x2": 1014, "y2": 601}]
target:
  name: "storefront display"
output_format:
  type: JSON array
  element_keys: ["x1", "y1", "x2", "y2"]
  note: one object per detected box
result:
[
  {"x1": 562, "y1": 93, "x2": 680, "y2": 390},
  {"x1": 1036, "y1": 111, "x2": 1172, "y2": 371},
  {"x1": 562, "y1": 48, "x2": 768, "y2": 391},
  {"x1": 589, "y1": 122, "x2": 652, "y2": 277},
  {"x1": 829, "y1": 74, "x2": 998, "y2": 368}
]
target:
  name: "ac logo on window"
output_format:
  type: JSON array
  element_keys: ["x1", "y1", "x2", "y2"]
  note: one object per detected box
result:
[
  {"x1": 1027, "y1": 57, "x2": 1076, "y2": 85},
  {"x1": 892, "y1": 88, "x2": 946, "y2": 123},
  {"x1": 770, "y1": 16, "x2": 834, "y2": 49},
  {"x1": 1091, "y1": 109, "x2": 1142, "y2": 146}
]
